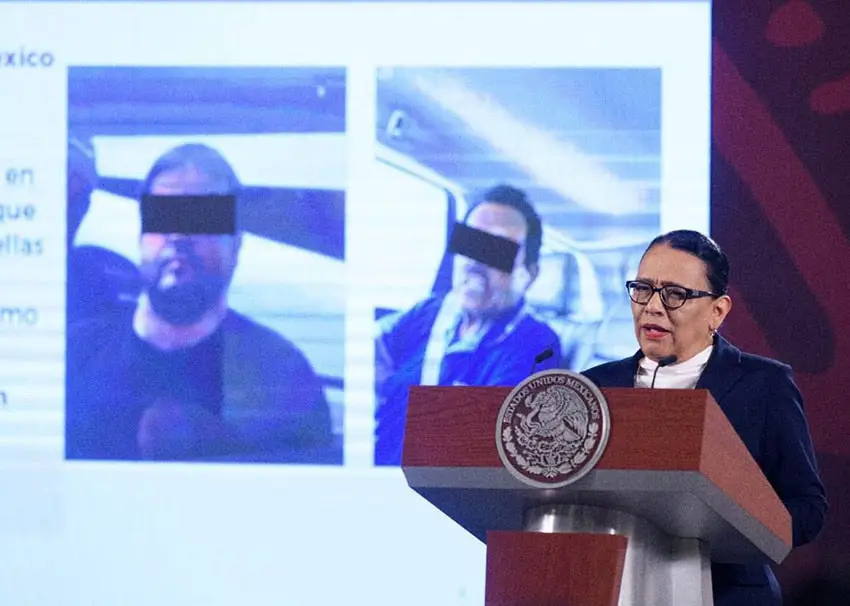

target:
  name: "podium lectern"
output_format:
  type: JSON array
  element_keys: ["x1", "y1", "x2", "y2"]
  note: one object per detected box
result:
[{"x1": 401, "y1": 386, "x2": 792, "y2": 606}]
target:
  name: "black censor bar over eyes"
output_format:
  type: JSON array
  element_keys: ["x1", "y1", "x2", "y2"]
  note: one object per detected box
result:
[
  {"x1": 448, "y1": 222, "x2": 519, "y2": 274},
  {"x1": 141, "y1": 195, "x2": 236, "y2": 235}
]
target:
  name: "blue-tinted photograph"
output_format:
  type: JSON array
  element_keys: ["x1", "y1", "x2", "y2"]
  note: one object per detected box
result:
[
  {"x1": 372, "y1": 67, "x2": 662, "y2": 465},
  {"x1": 65, "y1": 66, "x2": 346, "y2": 465}
]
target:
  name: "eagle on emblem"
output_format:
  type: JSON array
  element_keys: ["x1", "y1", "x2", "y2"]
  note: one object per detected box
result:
[{"x1": 517, "y1": 386, "x2": 588, "y2": 446}]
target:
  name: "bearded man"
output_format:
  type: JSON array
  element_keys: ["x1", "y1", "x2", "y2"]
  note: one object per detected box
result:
[{"x1": 65, "y1": 143, "x2": 338, "y2": 464}]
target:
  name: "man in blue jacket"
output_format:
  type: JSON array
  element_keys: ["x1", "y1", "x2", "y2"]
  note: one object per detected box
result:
[{"x1": 374, "y1": 185, "x2": 561, "y2": 465}]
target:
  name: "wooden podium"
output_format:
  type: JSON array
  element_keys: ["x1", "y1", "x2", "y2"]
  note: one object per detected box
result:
[{"x1": 401, "y1": 386, "x2": 792, "y2": 606}]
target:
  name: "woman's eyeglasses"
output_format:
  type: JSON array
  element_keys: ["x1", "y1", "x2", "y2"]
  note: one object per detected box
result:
[{"x1": 625, "y1": 280, "x2": 720, "y2": 310}]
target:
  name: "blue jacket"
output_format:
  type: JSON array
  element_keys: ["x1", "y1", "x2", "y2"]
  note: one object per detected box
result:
[
  {"x1": 582, "y1": 335, "x2": 827, "y2": 606},
  {"x1": 375, "y1": 293, "x2": 560, "y2": 465}
]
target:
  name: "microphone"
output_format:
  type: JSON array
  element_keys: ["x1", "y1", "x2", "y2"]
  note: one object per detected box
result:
[
  {"x1": 650, "y1": 355, "x2": 678, "y2": 389},
  {"x1": 530, "y1": 346, "x2": 555, "y2": 375}
]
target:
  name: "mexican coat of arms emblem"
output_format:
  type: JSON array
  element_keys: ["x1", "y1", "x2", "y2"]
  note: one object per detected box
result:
[{"x1": 495, "y1": 369, "x2": 611, "y2": 488}]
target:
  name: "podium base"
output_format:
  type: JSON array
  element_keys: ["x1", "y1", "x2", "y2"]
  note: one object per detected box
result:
[
  {"x1": 485, "y1": 531, "x2": 628, "y2": 606},
  {"x1": 523, "y1": 504, "x2": 713, "y2": 606}
]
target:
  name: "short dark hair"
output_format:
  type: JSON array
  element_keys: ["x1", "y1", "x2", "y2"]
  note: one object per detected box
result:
[
  {"x1": 645, "y1": 229, "x2": 730, "y2": 295},
  {"x1": 463, "y1": 184, "x2": 543, "y2": 268},
  {"x1": 139, "y1": 143, "x2": 241, "y2": 197}
]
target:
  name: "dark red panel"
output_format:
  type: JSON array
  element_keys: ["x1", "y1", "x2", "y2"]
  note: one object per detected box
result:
[
  {"x1": 485, "y1": 532, "x2": 626, "y2": 606},
  {"x1": 712, "y1": 0, "x2": 850, "y2": 593}
]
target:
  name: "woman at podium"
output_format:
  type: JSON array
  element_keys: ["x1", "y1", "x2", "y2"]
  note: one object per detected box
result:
[{"x1": 582, "y1": 229, "x2": 827, "y2": 606}]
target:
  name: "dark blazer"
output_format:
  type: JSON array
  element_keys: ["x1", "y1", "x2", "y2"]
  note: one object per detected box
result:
[{"x1": 582, "y1": 335, "x2": 828, "y2": 606}]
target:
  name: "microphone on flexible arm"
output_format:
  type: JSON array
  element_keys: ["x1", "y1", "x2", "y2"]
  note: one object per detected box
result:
[
  {"x1": 530, "y1": 346, "x2": 555, "y2": 375},
  {"x1": 650, "y1": 355, "x2": 678, "y2": 389}
]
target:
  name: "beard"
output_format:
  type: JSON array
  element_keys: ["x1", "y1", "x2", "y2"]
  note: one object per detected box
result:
[{"x1": 140, "y1": 248, "x2": 229, "y2": 326}]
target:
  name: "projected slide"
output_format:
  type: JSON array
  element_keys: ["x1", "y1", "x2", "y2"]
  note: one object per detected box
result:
[{"x1": 0, "y1": 2, "x2": 711, "y2": 605}]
